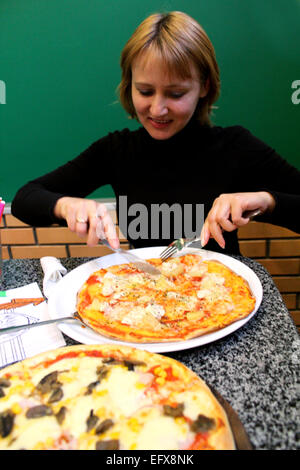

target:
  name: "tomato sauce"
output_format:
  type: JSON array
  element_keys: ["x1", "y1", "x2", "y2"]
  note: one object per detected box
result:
[
  {"x1": 37, "y1": 348, "x2": 115, "y2": 368},
  {"x1": 187, "y1": 432, "x2": 212, "y2": 450}
]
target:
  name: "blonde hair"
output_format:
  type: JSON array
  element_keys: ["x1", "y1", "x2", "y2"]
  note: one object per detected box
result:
[{"x1": 119, "y1": 11, "x2": 220, "y2": 126}]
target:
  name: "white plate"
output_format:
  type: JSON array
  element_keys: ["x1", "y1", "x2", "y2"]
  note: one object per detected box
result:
[{"x1": 47, "y1": 247, "x2": 262, "y2": 353}]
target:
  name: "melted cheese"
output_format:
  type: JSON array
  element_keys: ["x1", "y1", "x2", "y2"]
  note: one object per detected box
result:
[
  {"x1": 153, "y1": 276, "x2": 176, "y2": 290},
  {"x1": 101, "y1": 272, "x2": 151, "y2": 299},
  {"x1": 188, "y1": 263, "x2": 208, "y2": 278},
  {"x1": 0, "y1": 382, "x2": 35, "y2": 412},
  {"x1": 201, "y1": 273, "x2": 225, "y2": 288},
  {"x1": 161, "y1": 260, "x2": 184, "y2": 277},
  {"x1": 134, "y1": 409, "x2": 189, "y2": 450},
  {"x1": 62, "y1": 394, "x2": 97, "y2": 436},
  {"x1": 121, "y1": 306, "x2": 147, "y2": 326},
  {"x1": 97, "y1": 366, "x2": 152, "y2": 418},
  {"x1": 8, "y1": 416, "x2": 61, "y2": 450},
  {"x1": 197, "y1": 273, "x2": 232, "y2": 306},
  {"x1": 145, "y1": 303, "x2": 165, "y2": 319},
  {"x1": 88, "y1": 298, "x2": 109, "y2": 312},
  {"x1": 175, "y1": 389, "x2": 217, "y2": 420}
]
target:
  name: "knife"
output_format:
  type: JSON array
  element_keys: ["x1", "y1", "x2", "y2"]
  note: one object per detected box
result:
[
  {"x1": 99, "y1": 238, "x2": 161, "y2": 276},
  {"x1": 0, "y1": 316, "x2": 80, "y2": 335}
]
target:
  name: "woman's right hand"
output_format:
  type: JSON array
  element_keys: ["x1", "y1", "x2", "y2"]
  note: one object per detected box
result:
[{"x1": 54, "y1": 197, "x2": 119, "y2": 248}]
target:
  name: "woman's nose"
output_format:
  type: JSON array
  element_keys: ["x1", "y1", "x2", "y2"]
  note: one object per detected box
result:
[{"x1": 150, "y1": 95, "x2": 168, "y2": 117}]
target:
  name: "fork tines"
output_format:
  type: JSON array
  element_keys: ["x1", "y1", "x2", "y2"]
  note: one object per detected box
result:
[{"x1": 160, "y1": 245, "x2": 178, "y2": 261}]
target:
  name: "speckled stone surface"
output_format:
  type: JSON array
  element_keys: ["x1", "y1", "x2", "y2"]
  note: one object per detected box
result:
[{"x1": 1, "y1": 256, "x2": 299, "y2": 450}]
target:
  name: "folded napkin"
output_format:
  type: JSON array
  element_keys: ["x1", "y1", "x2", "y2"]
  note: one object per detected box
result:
[{"x1": 40, "y1": 256, "x2": 67, "y2": 298}]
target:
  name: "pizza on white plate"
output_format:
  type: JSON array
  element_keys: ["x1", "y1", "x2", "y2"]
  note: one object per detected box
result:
[{"x1": 77, "y1": 253, "x2": 256, "y2": 342}]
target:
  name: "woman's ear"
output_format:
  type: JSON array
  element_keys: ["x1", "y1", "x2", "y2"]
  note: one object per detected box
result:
[{"x1": 199, "y1": 78, "x2": 210, "y2": 98}]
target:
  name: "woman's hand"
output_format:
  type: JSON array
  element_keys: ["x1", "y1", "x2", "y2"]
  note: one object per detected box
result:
[
  {"x1": 200, "y1": 191, "x2": 275, "y2": 249},
  {"x1": 54, "y1": 197, "x2": 119, "y2": 248}
]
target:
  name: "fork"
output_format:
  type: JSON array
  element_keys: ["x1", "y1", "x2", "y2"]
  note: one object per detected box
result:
[
  {"x1": 160, "y1": 236, "x2": 202, "y2": 261},
  {"x1": 160, "y1": 208, "x2": 262, "y2": 261}
]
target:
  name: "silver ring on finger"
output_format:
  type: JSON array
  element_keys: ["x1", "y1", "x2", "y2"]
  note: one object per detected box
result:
[{"x1": 76, "y1": 217, "x2": 87, "y2": 224}]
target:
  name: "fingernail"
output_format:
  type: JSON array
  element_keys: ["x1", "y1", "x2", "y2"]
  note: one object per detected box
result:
[
  {"x1": 200, "y1": 228, "x2": 206, "y2": 247},
  {"x1": 111, "y1": 238, "x2": 120, "y2": 249}
]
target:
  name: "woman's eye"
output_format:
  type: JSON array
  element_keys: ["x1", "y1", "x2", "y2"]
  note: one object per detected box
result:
[
  {"x1": 169, "y1": 92, "x2": 184, "y2": 99},
  {"x1": 137, "y1": 89, "x2": 184, "y2": 98},
  {"x1": 138, "y1": 90, "x2": 153, "y2": 96}
]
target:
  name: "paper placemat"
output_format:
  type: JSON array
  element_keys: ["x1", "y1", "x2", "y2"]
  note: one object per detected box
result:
[{"x1": 0, "y1": 282, "x2": 66, "y2": 368}]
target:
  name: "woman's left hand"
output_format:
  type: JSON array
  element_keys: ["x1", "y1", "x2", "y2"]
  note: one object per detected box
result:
[{"x1": 200, "y1": 191, "x2": 275, "y2": 249}]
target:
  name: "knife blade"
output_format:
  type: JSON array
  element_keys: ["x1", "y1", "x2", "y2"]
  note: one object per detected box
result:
[
  {"x1": 99, "y1": 238, "x2": 161, "y2": 276},
  {"x1": 0, "y1": 316, "x2": 79, "y2": 335}
]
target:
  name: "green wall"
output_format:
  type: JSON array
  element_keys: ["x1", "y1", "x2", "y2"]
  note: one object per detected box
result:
[{"x1": 1, "y1": 0, "x2": 300, "y2": 202}]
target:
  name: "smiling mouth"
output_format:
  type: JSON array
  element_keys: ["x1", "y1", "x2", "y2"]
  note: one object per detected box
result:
[
  {"x1": 149, "y1": 117, "x2": 172, "y2": 127},
  {"x1": 150, "y1": 117, "x2": 171, "y2": 122}
]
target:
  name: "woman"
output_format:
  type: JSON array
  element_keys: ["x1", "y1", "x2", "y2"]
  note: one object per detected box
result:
[{"x1": 11, "y1": 11, "x2": 300, "y2": 254}]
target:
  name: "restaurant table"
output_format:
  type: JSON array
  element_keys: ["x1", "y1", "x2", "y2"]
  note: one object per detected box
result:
[{"x1": 1, "y1": 255, "x2": 299, "y2": 450}]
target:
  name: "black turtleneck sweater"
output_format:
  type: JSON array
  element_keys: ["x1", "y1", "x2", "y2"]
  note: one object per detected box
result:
[{"x1": 11, "y1": 119, "x2": 300, "y2": 255}]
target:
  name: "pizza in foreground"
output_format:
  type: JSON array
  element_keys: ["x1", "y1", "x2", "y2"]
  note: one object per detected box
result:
[
  {"x1": 77, "y1": 253, "x2": 256, "y2": 342},
  {"x1": 0, "y1": 344, "x2": 235, "y2": 450}
]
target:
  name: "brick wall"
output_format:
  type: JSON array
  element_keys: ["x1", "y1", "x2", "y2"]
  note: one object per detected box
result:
[
  {"x1": 0, "y1": 209, "x2": 129, "y2": 259},
  {"x1": 1, "y1": 207, "x2": 299, "y2": 331},
  {"x1": 238, "y1": 222, "x2": 300, "y2": 330}
]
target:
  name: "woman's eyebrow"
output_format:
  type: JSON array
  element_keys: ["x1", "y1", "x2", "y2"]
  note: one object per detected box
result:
[
  {"x1": 134, "y1": 81, "x2": 191, "y2": 88},
  {"x1": 134, "y1": 82, "x2": 152, "y2": 87}
]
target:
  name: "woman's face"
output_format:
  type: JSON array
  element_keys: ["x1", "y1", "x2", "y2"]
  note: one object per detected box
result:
[{"x1": 131, "y1": 53, "x2": 207, "y2": 140}]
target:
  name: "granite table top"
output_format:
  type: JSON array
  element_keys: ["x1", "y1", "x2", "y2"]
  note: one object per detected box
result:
[{"x1": 1, "y1": 255, "x2": 299, "y2": 450}]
